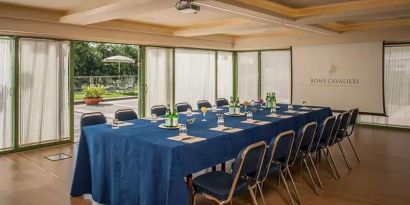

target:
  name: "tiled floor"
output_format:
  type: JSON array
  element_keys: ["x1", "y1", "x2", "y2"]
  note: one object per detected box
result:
[{"x1": 0, "y1": 125, "x2": 409, "y2": 205}]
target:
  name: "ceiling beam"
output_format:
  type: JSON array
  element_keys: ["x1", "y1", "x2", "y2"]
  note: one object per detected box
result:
[
  {"x1": 196, "y1": 0, "x2": 337, "y2": 34},
  {"x1": 174, "y1": 19, "x2": 272, "y2": 36},
  {"x1": 321, "y1": 18, "x2": 410, "y2": 32},
  {"x1": 59, "y1": 0, "x2": 171, "y2": 25}
]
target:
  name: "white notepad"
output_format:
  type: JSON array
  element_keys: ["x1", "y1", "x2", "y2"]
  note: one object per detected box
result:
[{"x1": 167, "y1": 135, "x2": 206, "y2": 144}]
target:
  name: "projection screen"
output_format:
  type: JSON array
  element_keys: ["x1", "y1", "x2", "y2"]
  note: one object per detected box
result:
[{"x1": 292, "y1": 42, "x2": 385, "y2": 115}]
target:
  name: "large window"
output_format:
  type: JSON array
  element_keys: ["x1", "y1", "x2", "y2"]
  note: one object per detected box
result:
[
  {"x1": 0, "y1": 37, "x2": 13, "y2": 150},
  {"x1": 359, "y1": 44, "x2": 410, "y2": 127},
  {"x1": 261, "y1": 50, "x2": 291, "y2": 103},
  {"x1": 238, "y1": 52, "x2": 258, "y2": 101},
  {"x1": 217, "y1": 51, "x2": 233, "y2": 99},
  {"x1": 175, "y1": 49, "x2": 216, "y2": 108},
  {"x1": 145, "y1": 47, "x2": 173, "y2": 114},
  {"x1": 19, "y1": 38, "x2": 70, "y2": 145}
]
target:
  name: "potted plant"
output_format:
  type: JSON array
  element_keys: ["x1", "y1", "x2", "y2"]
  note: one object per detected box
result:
[{"x1": 82, "y1": 84, "x2": 106, "y2": 105}]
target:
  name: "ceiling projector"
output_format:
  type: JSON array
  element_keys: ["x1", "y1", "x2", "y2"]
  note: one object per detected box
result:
[{"x1": 175, "y1": 0, "x2": 200, "y2": 14}]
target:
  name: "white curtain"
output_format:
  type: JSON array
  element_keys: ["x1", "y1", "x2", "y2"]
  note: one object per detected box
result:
[
  {"x1": 175, "y1": 49, "x2": 216, "y2": 108},
  {"x1": 0, "y1": 38, "x2": 13, "y2": 149},
  {"x1": 145, "y1": 47, "x2": 173, "y2": 115},
  {"x1": 19, "y1": 38, "x2": 70, "y2": 145},
  {"x1": 359, "y1": 45, "x2": 410, "y2": 127},
  {"x1": 238, "y1": 52, "x2": 258, "y2": 101},
  {"x1": 217, "y1": 51, "x2": 233, "y2": 100},
  {"x1": 261, "y1": 50, "x2": 291, "y2": 103}
]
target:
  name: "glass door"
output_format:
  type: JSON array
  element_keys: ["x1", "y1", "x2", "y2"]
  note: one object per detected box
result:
[
  {"x1": 18, "y1": 38, "x2": 71, "y2": 146},
  {"x1": 0, "y1": 37, "x2": 13, "y2": 151},
  {"x1": 145, "y1": 47, "x2": 173, "y2": 116}
]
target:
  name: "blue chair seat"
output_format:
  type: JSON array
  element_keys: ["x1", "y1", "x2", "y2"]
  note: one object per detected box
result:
[{"x1": 193, "y1": 171, "x2": 248, "y2": 200}]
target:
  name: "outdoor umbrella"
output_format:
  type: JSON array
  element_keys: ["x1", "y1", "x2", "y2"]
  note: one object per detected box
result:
[{"x1": 102, "y1": 55, "x2": 135, "y2": 75}]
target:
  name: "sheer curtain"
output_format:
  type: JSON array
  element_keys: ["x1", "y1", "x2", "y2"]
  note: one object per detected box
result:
[
  {"x1": 217, "y1": 51, "x2": 233, "y2": 100},
  {"x1": 238, "y1": 52, "x2": 258, "y2": 101},
  {"x1": 145, "y1": 47, "x2": 173, "y2": 115},
  {"x1": 261, "y1": 50, "x2": 291, "y2": 103},
  {"x1": 19, "y1": 38, "x2": 70, "y2": 145},
  {"x1": 175, "y1": 49, "x2": 216, "y2": 108},
  {"x1": 0, "y1": 38, "x2": 13, "y2": 149},
  {"x1": 359, "y1": 45, "x2": 410, "y2": 127}
]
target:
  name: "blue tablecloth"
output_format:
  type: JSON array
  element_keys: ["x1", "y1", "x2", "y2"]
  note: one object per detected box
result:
[{"x1": 71, "y1": 104, "x2": 332, "y2": 205}]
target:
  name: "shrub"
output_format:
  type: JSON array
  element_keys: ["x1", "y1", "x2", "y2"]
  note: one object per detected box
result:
[{"x1": 82, "y1": 84, "x2": 106, "y2": 99}]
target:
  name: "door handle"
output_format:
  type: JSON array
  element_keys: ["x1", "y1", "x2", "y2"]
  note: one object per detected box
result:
[{"x1": 144, "y1": 83, "x2": 148, "y2": 95}]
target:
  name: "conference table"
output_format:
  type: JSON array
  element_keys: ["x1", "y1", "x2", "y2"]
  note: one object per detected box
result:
[{"x1": 70, "y1": 104, "x2": 332, "y2": 205}]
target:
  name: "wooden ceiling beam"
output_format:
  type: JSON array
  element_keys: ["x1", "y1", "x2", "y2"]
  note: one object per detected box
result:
[{"x1": 59, "y1": 0, "x2": 171, "y2": 25}]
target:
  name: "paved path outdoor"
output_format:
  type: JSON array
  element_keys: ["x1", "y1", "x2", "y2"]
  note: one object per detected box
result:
[{"x1": 74, "y1": 98, "x2": 138, "y2": 141}]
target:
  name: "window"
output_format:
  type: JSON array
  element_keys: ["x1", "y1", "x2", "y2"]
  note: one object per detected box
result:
[
  {"x1": 0, "y1": 37, "x2": 13, "y2": 150},
  {"x1": 145, "y1": 47, "x2": 173, "y2": 115},
  {"x1": 175, "y1": 49, "x2": 216, "y2": 108},
  {"x1": 359, "y1": 45, "x2": 410, "y2": 127},
  {"x1": 238, "y1": 52, "x2": 258, "y2": 101},
  {"x1": 19, "y1": 38, "x2": 70, "y2": 145},
  {"x1": 217, "y1": 51, "x2": 233, "y2": 100},
  {"x1": 261, "y1": 50, "x2": 291, "y2": 103}
]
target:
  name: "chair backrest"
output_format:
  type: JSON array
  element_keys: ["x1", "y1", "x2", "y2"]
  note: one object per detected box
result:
[
  {"x1": 329, "y1": 114, "x2": 342, "y2": 146},
  {"x1": 175, "y1": 102, "x2": 192, "y2": 112},
  {"x1": 260, "y1": 130, "x2": 295, "y2": 183},
  {"x1": 313, "y1": 116, "x2": 336, "y2": 152},
  {"x1": 115, "y1": 109, "x2": 138, "y2": 121},
  {"x1": 197, "y1": 100, "x2": 212, "y2": 110},
  {"x1": 289, "y1": 122, "x2": 317, "y2": 166},
  {"x1": 216, "y1": 98, "x2": 229, "y2": 107},
  {"x1": 337, "y1": 111, "x2": 351, "y2": 139},
  {"x1": 151, "y1": 105, "x2": 167, "y2": 116},
  {"x1": 80, "y1": 112, "x2": 107, "y2": 128},
  {"x1": 229, "y1": 141, "x2": 267, "y2": 201},
  {"x1": 347, "y1": 108, "x2": 359, "y2": 136}
]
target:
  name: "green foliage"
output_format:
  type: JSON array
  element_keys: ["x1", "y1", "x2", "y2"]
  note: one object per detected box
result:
[
  {"x1": 82, "y1": 84, "x2": 106, "y2": 99},
  {"x1": 74, "y1": 41, "x2": 139, "y2": 76}
]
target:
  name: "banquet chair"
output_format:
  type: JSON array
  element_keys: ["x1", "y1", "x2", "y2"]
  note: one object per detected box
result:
[
  {"x1": 80, "y1": 112, "x2": 107, "y2": 128},
  {"x1": 334, "y1": 111, "x2": 353, "y2": 171},
  {"x1": 193, "y1": 141, "x2": 267, "y2": 205},
  {"x1": 151, "y1": 105, "x2": 167, "y2": 116},
  {"x1": 197, "y1": 100, "x2": 212, "y2": 110},
  {"x1": 346, "y1": 108, "x2": 361, "y2": 163},
  {"x1": 313, "y1": 116, "x2": 339, "y2": 180},
  {"x1": 252, "y1": 130, "x2": 297, "y2": 205},
  {"x1": 175, "y1": 102, "x2": 192, "y2": 112},
  {"x1": 289, "y1": 122, "x2": 322, "y2": 194},
  {"x1": 216, "y1": 98, "x2": 229, "y2": 107},
  {"x1": 115, "y1": 109, "x2": 138, "y2": 121}
]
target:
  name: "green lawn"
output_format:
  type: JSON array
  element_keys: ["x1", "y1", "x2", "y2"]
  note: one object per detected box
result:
[{"x1": 74, "y1": 91, "x2": 138, "y2": 101}]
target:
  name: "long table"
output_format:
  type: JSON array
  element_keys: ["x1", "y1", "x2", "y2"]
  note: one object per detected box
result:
[{"x1": 71, "y1": 104, "x2": 332, "y2": 205}]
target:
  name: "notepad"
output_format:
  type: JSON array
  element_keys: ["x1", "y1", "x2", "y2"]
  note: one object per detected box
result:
[
  {"x1": 299, "y1": 107, "x2": 311, "y2": 110},
  {"x1": 266, "y1": 114, "x2": 292, "y2": 119},
  {"x1": 210, "y1": 127, "x2": 243, "y2": 133},
  {"x1": 168, "y1": 135, "x2": 206, "y2": 144},
  {"x1": 296, "y1": 111, "x2": 309, "y2": 114},
  {"x1": 107, "y1": 122, "x2": 134, "y2": 127},
  {"x1": 310, "y1": 107, "x2": 322, "y2": 110},
  {"x1": 241, "y1": 120, "x2": 270, "y2": 125},
  {"x1": 284, "y1": 110, "x2": 297, "y2": 114}
]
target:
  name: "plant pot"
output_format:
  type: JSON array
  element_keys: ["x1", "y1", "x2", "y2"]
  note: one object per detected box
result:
[{"x1": 84, "y1": 97, "x2": 102, "y2": 105}]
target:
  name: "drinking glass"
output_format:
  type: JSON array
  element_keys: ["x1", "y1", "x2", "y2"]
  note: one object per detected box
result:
[
  {"x1": 247, "y1": 111, "x2": 253, "y2": 120},
  {"x1": 179, "y1": 124, "x2": 187, "y2": 136},
  {"x1": 217, "y1": 115, "x2": 225, "y2": 128},
  {"x1": 288, "y1": 104, "x2": 294, "y2": 111},
  {"x1": 200, "y1": 107, "x2": 208, "y2": 121},
  {"x1": 112, "y1": 118, "x2": 120, "y2": 129},
  {"x1": 251, "y1": 107, "x2": 257, "y2": 115},
  {"x1": 151, "y1": 113, "x2": 158, "y2": 123},
  {"x1": 186, "y1": 108, "x2": 193, "y2": 117},
  {"x1": 212, "y1": 105, "x2": 217, "y2": 112},
  {"x1": 270, "y1": 106, "x2": 276, "y2": 114}
]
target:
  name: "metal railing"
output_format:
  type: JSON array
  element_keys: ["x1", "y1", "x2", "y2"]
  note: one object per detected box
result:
[{"x1": 74, "y1": 75, "x2": 138, "y2": 94}]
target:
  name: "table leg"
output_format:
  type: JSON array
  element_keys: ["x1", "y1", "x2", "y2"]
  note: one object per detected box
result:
[{"x1": 186, "y1": 174, "x2": 194, "y2": 205}]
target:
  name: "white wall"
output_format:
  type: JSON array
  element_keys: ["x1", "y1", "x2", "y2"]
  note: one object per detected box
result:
[{"x1": 292, "y1": 42, "x2": 384, "y2": 114}]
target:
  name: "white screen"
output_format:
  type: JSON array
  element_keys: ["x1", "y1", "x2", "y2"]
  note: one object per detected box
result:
[{"x1": 292, "y1": 42, "x2": 384, "y2": 114}]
